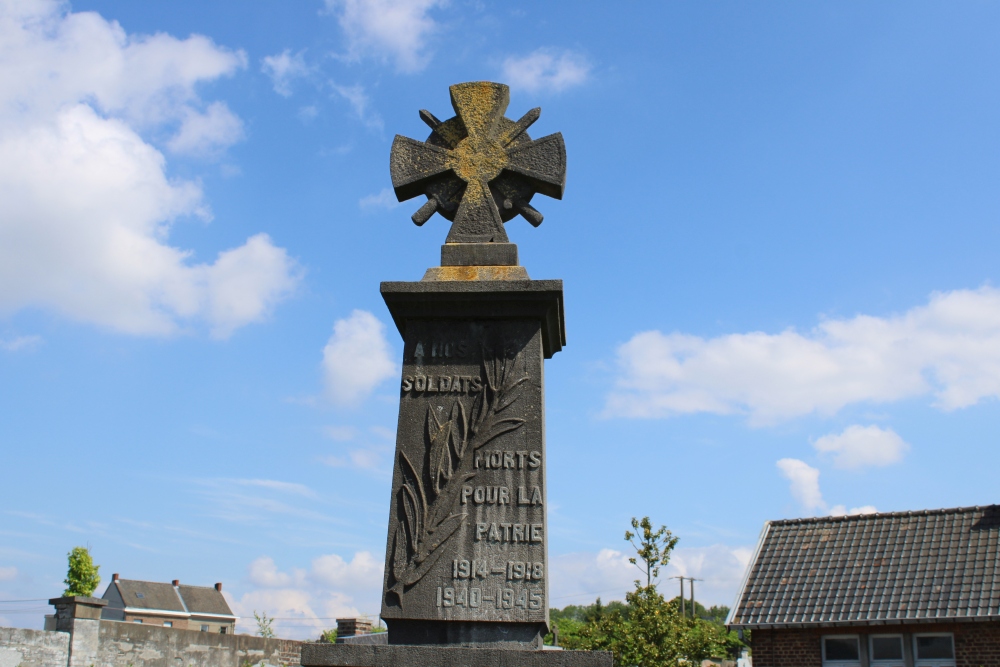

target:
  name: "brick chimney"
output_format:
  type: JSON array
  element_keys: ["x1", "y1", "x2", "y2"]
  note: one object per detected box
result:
[
  {"x1": 172, "y1": 580, "x2": 179, "y2": 586},
  {"x1": 336, "y1": 618, "x2": 372, "y2": 638},
  {"x1": 215, "y1": 582, "x2": 222, "y2": 592},
  {"x1": 112, "y1": 573, "x2": 119, "y2": 582}
]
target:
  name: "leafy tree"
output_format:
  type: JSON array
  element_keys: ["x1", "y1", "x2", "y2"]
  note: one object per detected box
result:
[
  {"x1": 62, "y1": 546, "x2": 100, "y2": 597},
  {"x1": 319, "y1": 628, "x2": 337, "y2": 643},
  {"x1": 578, "y1": 584, "x2": 741, "y2": 666},
  {"x1": 546, "y1": 598, "x2": 629, "y2": 647},
  {"x1": 625, "y1": 517, "x2": 679, "y2": 587},
  {"x1": 253, "y1": 610, "x2": 275, "y2": 638}
]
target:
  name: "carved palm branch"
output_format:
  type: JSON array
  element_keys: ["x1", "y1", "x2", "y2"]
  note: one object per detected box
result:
[{"x1": 389, "y1": 347, "x2": 529, "y2": 596}]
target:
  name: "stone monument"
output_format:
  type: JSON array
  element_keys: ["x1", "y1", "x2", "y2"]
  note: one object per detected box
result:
[{"x1": 301, "y1": 81, "x2": 611, "y2": 667}]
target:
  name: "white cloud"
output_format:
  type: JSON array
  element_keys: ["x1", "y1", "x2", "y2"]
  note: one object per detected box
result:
[
  {"x1": 322, "y1": 310, "x2": 396, "y2": 407},
  {"x1": 325, "y1": 0, "x2": 443, "y2": 73},
  {"x1": 0, "y1": 335, "x2": 41, "y2": 352},
  {"x1": 776, "y1": 459, "x2": 825, "y2": 512},
  {"x1": 776, "y1": 458, "x2": 877, "y2": 517},
  {"x1": 322, "y1": 425, "x2": 358, "y2": 441},
  {"x1": 359, "y1": 188, "x2": 399, "y2": 212},
  {"x1": 166, "y1": 101, "x2": 245, "y2": 157},
  {"x1": 502, "y1": 48, "x2": 591, "y2": 94},
  {"x1": 321, "y1": 447, "x2": 388, "y2": 472},
  {"x1": 311, "y1": 551, "x2": 382, "y2": 588},
  {"x1": 235, "y1": 551, "x2": 383, "y2": 639},
  {"x1": 550, "y1": 545, "x2": 752, "y2": 609},
  {"x1": 232, "y1": 479, "x2": 317, "y2": 498},
  {"x1": 331, "y1": 83, "x2": 383, "y2": 129},
  {"x1": 0, "y1": 0, "x2": 299, "y2": 337},
  {"x1": 247, "y1": 556, "x2": 293, "y2": 588},
  {"x1": 261, "y1": 49, "x2": 310, "y2": 97},
  {"x1": 606, "y1": 286, "x2": 1000, "y2": 425},
  {"x1": 0, "y1": 565, "x2": 17, "y2": 581},
  {"x1": 814, "y1": 424, "x2": 909, "y2": 470}
]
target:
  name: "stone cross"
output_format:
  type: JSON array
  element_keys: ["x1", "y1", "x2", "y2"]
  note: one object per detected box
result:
[{"x1": 390, "y1": 81, "x2": 567, "y2": 244}]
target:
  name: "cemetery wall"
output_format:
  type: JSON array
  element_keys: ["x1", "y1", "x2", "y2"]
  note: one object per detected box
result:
[
  {"x1": 0, "y1": 626, "x2": 70, "y2": 667},
  {"x1": 0, "y1": 622, "x2": 302, "y2": 667}
]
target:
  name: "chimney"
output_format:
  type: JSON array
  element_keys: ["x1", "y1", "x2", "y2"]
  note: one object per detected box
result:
[
  {"x1": 172, "y1": 580, "x2": 179, "y2": 587},
  {"x1": 336, "y1": 618, "x2": 371, "y2": 638},
  {"x1": 215, "y1": 583, "x2": 222, "y2": 592},
  {"x1": 112, "y1": 573, "x2": 119, "y2": 582}
]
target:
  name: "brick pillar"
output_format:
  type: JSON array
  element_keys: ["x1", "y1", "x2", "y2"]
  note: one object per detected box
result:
[{"x1": 49, "y1": 596, "x2": 108, "y2": 667}]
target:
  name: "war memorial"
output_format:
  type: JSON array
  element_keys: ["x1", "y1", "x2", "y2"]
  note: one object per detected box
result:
[{"x1": 300, "y1": 82, "x2": 612, "y2": 666}]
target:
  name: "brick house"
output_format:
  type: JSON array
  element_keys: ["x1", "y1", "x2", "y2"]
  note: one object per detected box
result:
[
  {"x1": 726, "y1": 505, "x2": 1000, "y2": 667},
  {"x1": 100, "y1": 574, "x2": 238, "y2": 633}
]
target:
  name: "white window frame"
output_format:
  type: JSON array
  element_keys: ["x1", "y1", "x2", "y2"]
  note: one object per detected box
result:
[
  {"x1": 913, "y1": 633, "x2": 955, "y2": 667},
  {"x1": 200, "y1": 624, "x2": 209, "y2": 632},
  {"x1": 822, "y1": 634, "x2": 862, "y2": 667},
  {"x1": 869, "y1": 634, "x2": 904, "y2": 665},
  {"x1": 163, "y1": 621, "x2": 172, "y2": 628}
]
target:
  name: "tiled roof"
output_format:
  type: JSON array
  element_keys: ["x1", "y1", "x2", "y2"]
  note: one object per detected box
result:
[
  {"x1": 103, "y1": 579, "x2": 236, "y2": 619},
  {"x1": 178, "y1": 585, "x2": 233, "y2": 616},
  {"x1": 113, "y1": 580, "x2": 185, "y2": 613},
  {"x1": 728, "y1": 505, "x2": 1000, "y2": 628}
]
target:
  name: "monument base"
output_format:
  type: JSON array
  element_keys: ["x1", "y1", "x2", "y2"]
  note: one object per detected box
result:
[
  {"x1": 300, "y1": 643, "x2": 613, "y2": 667},
  {"x1": 385, "y1": 619, "x2": 545, "y2": 648}
]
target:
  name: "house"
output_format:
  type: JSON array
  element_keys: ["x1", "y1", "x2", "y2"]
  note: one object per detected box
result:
[
  {"x1": 726, "y1": 505, "x2": 1000, "y2": 667},
  {"x1": 100, "y1": 574, "x2": 238, "y2": 633}
]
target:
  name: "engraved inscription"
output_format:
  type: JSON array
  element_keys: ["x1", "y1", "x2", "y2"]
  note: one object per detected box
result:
[
  {"x1": 473, "y1": 450, "x2": 541, "y2": 469},
  {"x1": 475, "y1": 522, "x2": 543, "y2": 543},
  {"x1": 382, "y1": 320, "x2": 548, "y2": 625},
  {"x1": 401, "y1": 375, "x2": 482, "y2": 394},
  {"x1": 437, "y1": 585, "x2": 544, "y2": 610},
  {"x1": 386, "y1": 346, "x2": 531, "y2": 599},
  {"x1": 413, "y1": 340, "x2": 471, "y2": 360}
]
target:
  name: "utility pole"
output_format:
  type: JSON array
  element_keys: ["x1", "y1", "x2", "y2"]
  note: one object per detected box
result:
[
  {"x1": 671, "y1": 576, "x2": 703, "y2": 618},
  {"x1": 688, "y1": 578, "x2": 702, "y2": 619},
  {"x1": 671, "y1": 576, "x2": 687, "y2": 616}
]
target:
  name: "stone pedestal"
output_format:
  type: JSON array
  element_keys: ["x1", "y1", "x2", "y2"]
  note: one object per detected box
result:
[
  {"x1": 378, "y1": 279, "x2": 564, "y2": 649},
  {"x1": 301, "y1": 643, "x2": 612, "y2": 667}
]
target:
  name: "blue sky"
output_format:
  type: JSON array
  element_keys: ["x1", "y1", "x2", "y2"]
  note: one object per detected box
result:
[{"x1": 2, "y1": 0, "x2": 1000, "y2": 639}]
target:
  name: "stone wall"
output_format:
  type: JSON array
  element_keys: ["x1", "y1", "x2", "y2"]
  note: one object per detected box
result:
[
  {"x1": 97, "y1": 622, "x2": 302, "y2": 667},
  {"x1": 751, "y1": 622, "x2": 1000, "y2": 667},
  {"x1": 0, "y1": 626, "x2": 70, "y2": 667},
  {"x1": 0, "y1": 622, "x2": 302, "y2": 667}
]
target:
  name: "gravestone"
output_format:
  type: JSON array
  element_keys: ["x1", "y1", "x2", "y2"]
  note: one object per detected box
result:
[{"x1": 301, "y1": 81, "x2": 611, "y2": 667}]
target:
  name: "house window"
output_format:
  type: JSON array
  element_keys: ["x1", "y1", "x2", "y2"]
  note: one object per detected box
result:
[
  {"x1": 133, "y1": 619, "x2": 143, "y2": 624},
  {"x1": 219, "y1": 627, "x2": 227, "y2": 634},
  {"x1": 135, "y1": 592, "x2": 145, "y2": 599},
  {"x1": 914, "y1": 634, "x2": 955, "y2": 667},
  {"x1": 870, "y1": 635, "x2": 904, "y2": 665},
  {"x1": 822, "y1": 635, "x2": 860, "y2": 667},
  {"x1": 201, "y1": 624, "x2": 209, "y2": 632},
  {"x1": 163, "y1": 621, "x2": 172, "y2": 628}
]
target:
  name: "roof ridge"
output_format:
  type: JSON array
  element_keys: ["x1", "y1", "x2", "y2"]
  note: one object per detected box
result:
[{"x1": 770, "y1": 504, "x2": 999, "y2": 526}]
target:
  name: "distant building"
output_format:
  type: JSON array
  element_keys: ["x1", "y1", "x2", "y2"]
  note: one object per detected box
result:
[
  {"x1": 100, "y1": 574, "x2": 238, "y2": 633},
  {"x1": 727, "y1": 505, "x2": 1000, "y2": 667}
]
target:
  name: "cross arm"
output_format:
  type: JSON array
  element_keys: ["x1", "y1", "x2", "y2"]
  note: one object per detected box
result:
[
  {"x1": 503, "y1": 133, "x2": 567, "y2": 200},
  {"x1": 389, "y1": 136, "x2": 452, "y2": 201}
]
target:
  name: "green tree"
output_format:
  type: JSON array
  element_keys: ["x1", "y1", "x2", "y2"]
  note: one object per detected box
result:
[
  {"x1": 578, "y1": 584, "x2": 740, "y2": 666},
  {"x1": 253, "y1": 610, "x2": 275, "y2": 638},
  {"x1": 62, "y1": 546, "x2": 100, "y2": 597},
  {"x1": 625, "y1": 517, "x2": 679, "y2": 588}
]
